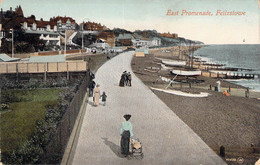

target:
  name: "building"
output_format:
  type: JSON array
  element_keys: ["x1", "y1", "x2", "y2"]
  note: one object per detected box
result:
[
  {"x1": 117, "y1": 39, "x2": 132, "y2": 46},
  {"x1": 81, "y1": 21, "x2": 106, "y2": 31},
  {"x1": 133, "y1": 39, "x2": 150, "y2": 47},
  {"x1": 150, "y1": 37, "x2": 161, "y2": 47},
  {"x1": 97, "y1": 31, "x2": 115, "y2": 48},
  {"x1": 0, "y1": 6, "x2": 25, "y2": 30},
  {"x1": 21, "y1": 18, "x2": 60, "y2": 46},
  {"x1": 135, "y1": 49, "x2": 145, "y2": 57},
  {"x1": 160, "y1": 32, "x2": 178, "y2": 39},
  {"x1": 90, "y1": 39, "x2": 110, "y2": 49},
  {"x1": 116, "y1": 33, "x2": 134, "y2": 46},
  {"x1": 0, "y1": 54, "x2": 20, "y2": 62},
  {"x1": 0, "y1": 6, "x2": 23, "y2": 20},
  {"x1": 49, "y1": 16, "x2": 76, "y2": 32},
  {"x1": 116, "y1": 33, "x2": 162, "y2": 47}
]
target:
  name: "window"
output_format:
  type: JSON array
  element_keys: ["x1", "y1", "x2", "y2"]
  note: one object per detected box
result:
[{"x1": 49, "y1": 34, "x2": 58, "y2": 38}]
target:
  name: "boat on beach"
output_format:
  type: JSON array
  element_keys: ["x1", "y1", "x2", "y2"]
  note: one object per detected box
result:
[
  {"x1": 150, "y1": 87, "x2": 210, "y2": 97},
  {"x1": 170, "y1": 69, "x2": 201, "y2": 76},
  {"x1": 160, "y1": 64, "x2": 173, "y2": 70},
  {"x1": 155, "y1": 57, "x2": 186, "y2": 67},
  {"x1": 162, "y1": 60, "x2": 186, "y2": 67}
]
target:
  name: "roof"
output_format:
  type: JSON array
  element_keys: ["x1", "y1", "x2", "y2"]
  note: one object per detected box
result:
[
  {"x1": 36, "y1": 20, "x2": 50, "y2": 28},
  {"x1": 97, "y1": 31, "x2": 115, "y2": 39},
  {"x1": 0, "y1": 54, "x2": 20, "y2": 62},
  {"x1": 25, "y1": 30, "x2": 59, "y2": 35},
  {"x1": 50, "y1": 16, "x2": 76, "y2": 24},
  {"x1": 29, "y1": 55, "x2": 66, "y2": 63},
  {"x1": 151, "y1": 37, "x2": 161, "y2": 41}
]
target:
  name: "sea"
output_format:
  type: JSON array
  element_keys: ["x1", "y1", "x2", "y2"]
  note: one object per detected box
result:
[{"x1": 193, "y1": 44, "x2": 260, "y2": 92}]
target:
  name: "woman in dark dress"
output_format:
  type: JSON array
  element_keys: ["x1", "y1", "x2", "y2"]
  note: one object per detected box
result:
[
  {"x1": 119, "y1": 73, "x2": 125, "y2": 87},
  {"x1": 120, "y1": 114, "x2": 134, "y2": 157}
]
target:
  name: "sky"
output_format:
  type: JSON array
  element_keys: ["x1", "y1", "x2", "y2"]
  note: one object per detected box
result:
[{"x1": 0, "y1": 0, "x2": 259, "y2": 44}]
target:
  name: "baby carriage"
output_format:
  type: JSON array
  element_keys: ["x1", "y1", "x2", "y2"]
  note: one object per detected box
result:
[{"x1": 129, "y1": 138, "x2": 144, "y2": 159}]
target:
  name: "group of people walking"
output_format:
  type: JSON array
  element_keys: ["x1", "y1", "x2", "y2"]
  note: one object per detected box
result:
[
  {"x1": 91, "y1": 84, "x2": 107, "y2": 106},
  {"x1": 87, "y1": 70, "x2": 107, "y2": 106},
  {"x1": 119, "y1": 71, "x2": 132, "y2": 87},
  {"x1": 88, "y1": 69, "x2": 135, "y2": 158}
]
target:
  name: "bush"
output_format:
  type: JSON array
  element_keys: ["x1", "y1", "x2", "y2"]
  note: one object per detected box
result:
[
  {"x1": 2, "y1": 77, "x2": 70, "y2": 90},
  {"x1": 2, "y1": 91, "x2": 21, "y2": 103}
]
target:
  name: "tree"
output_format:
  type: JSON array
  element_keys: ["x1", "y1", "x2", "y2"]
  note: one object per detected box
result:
[
  {"x1": 2, "y1": 30, "x2": 45, "y2": 53},
  {"x1": 72, "y1": 33, "x2": 97, "y2": 47}
]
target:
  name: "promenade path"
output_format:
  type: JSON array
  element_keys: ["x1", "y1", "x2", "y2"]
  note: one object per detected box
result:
[{"x1": 72, "y1": 51, "x2": 226, "y2": 165}]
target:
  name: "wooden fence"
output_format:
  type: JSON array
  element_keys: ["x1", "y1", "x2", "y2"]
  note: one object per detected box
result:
[
  {"x1": 0, "y1": 61, "x2": 87, "y2": 74},
  {"x1": 12, "y1": 49, "x2": 87, "y2": 58}
]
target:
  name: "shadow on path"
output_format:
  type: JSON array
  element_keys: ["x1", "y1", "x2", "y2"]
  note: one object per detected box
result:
[{"x1": 101, "y1": 137, "x2": 125, "y2": 158}]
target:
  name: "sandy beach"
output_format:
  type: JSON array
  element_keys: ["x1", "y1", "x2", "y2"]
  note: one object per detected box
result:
[{"x1": 131, "y1": 47, "x2": 260, "y2": 164}]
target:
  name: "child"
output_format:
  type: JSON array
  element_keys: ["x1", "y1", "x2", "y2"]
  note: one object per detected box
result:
[{"x1": 101, "y1": 92, "x2": 107, "y2": 106}]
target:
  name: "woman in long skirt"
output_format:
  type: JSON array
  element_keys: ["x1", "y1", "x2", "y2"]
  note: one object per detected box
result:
[
  {"x1": 120, "y1": 114, "x2": 134, "y2": 157},
  {"x1": 93, "y1": 84, "x2": 100, "y2": 106},
  {"x1": 119, "y1": 73, "x2": 125, "y2": 87}
]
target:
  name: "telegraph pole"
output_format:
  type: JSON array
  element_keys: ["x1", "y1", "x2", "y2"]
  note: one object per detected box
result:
[
  {"x1": 11, "y1": 29, "x2": 14, "y2": 58},
  {"x1": 64, "y1": 30, "x2": 66, "y2": 55}
]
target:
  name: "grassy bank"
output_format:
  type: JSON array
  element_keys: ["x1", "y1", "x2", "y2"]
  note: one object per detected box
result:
[{"x1": 1, "y1": 88, "x2": 62, "y2": 153}]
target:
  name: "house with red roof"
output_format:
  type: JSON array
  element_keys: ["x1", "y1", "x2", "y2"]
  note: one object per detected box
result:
[
  {"x1": 50, "y1": 16, "x2": 76, "y2": 32},
  {"x1": 21, "y1": 17, "x2": 60, "y2": 46}
]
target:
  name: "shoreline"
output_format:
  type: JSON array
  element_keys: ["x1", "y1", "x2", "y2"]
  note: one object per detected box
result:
[
  {"x1": 192, "y1": 45, "x2": 260, "y2": 92},
  {"x1": 150, "y1": 46, "x2": 260, "y2": 96},
  {"x1": 131, "y1": 47, "x2": 260, "y2": 164}
]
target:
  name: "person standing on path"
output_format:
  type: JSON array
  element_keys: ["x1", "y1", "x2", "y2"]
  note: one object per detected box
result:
[
  {"x1": 125, "y1": 72, "x2": 129, "y2": 86},
  {"x1": 89, "y1": 80, "x2": 96, "y2": 97},
  {"x1": 119, "y1": 72, "x2": 125, "y2": 87},
  {"x1": 101, "y1": 92, "x2": 107, "y2": 106},
  {"x1": 120, "y1": 114, "x2": 134, "y2": 157},
  {"x1": 216, "y1": 79, "x2": 221, "y2": 92},
  {"x1": 123, "y1": 71, "x2": 128, "y2": 86},
  {"x1": 93, "y1": 84, "x2": 101, "y2": 106},
  {"x1": 128, "y1": 72, "x2": 132, "y2": 87}
]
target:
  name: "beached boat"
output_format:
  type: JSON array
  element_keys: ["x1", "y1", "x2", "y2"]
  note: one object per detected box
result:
[
  {"x1": 162, "y1": 60, "x2": 186, "y2": 67},
  {"x1": 160, "y1": 76, "x2": 178, "y2": 83},
  {"x1": 160, "y1": 64, "x2": 173, "y2": 70},
  {"x1": 170, "y1": 69, "x2": 201, "y2": 76},
  {"x1": 150, "y1": 87, "x2": 210, "y2": 97}
]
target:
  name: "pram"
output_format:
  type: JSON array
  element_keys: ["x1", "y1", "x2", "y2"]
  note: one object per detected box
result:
[{"x1": 129, "y1": 138, "x2": 144, "y2": 159}]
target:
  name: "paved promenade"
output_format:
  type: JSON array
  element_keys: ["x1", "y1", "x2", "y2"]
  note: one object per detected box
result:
[{"x1": 72, "y1": 51, "x2": 226, "y2": 165}]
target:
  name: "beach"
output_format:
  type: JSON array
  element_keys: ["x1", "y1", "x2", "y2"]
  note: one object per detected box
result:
[{"x1": 131, "y1": 46, "x2": 260, "y2": 164}]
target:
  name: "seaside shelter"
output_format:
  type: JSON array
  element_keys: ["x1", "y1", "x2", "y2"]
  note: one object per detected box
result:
[
  {"x1": 0, "y1": 54, "x2": 20, "y2": 62},
  {"x1": 135, "y1": 49, "x2": 145, "y2": 57},
  {"x1": 144, "y1": 48, "x2": 149, "y2": 55},
  {"x1": 28, "y1": 55, "x2": 66, "y2": 63}
]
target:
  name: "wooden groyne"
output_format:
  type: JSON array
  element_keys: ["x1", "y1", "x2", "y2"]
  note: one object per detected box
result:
[{"x1": 202, "y1": 71, "x2": 256, "y2": 79}]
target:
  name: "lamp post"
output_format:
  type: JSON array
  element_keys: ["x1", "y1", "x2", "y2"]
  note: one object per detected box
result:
[
  {"x1": 64, "y1": 30, "x2": 66, "y2": 55},
  {"x1": 82, "y1": 23, "x2": 84, "y2": 51},
  {"x1": 10, "y1": 29, "x2": 14, "y2": 58}
]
